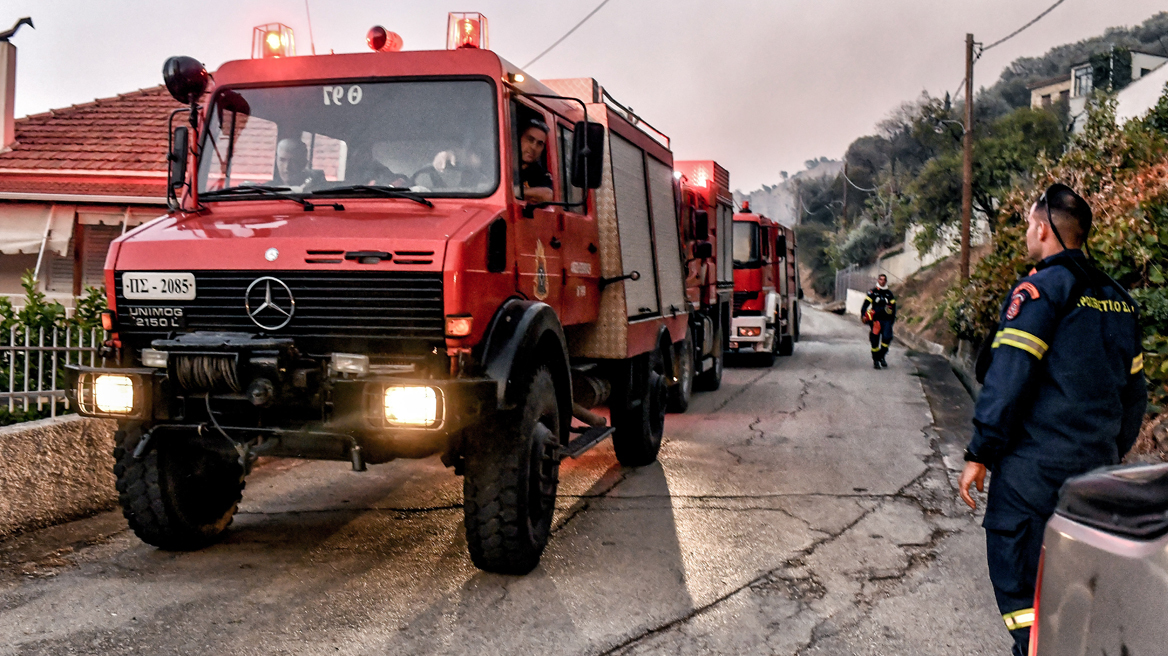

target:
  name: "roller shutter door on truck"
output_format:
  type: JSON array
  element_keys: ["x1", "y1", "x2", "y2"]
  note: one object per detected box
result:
[
  {"x1": 609, "y1": 133, "x2": 660, "y2": 318},
  {"x1": 718, "y1": 204, "x2": 734, "y2": 285},
  {"x1": 646, "y1": 157, "x2": 686, "y2": 316}
]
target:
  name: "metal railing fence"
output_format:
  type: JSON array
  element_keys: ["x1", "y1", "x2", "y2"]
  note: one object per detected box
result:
[
  {"x1": 834, "y1": 265, "x2": 876, "y2": 303},
  {"x1": 0, "y1": 326, "x2": 101, "y2": 417}
]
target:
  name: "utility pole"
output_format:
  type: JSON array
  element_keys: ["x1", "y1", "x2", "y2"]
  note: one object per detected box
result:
[
  {"x1": 841, "y1": 162, "x2": 849, "y2": 231},
  {"x1": 960, "y1": 33, "x2": 974, "y2": 281}
]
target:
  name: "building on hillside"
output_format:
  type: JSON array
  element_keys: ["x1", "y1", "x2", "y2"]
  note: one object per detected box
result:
[
  {"x1": 1028, "y1": 74, "x2": 1071, "y2": 110},
  {"x1": 1069, "y1": 50, "x2": 1168, "y2": 133},
  {"x1": 0, "y1": 34, "x2": 180, "y2": 306}
]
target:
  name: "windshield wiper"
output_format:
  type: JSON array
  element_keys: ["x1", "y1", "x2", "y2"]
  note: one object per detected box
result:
[
  {"x1": 201, "y1": 185, "x2": 342, "y2": 211},
  {"x1": 309, "y1": 185, "x2": 434, "y2": 208}
]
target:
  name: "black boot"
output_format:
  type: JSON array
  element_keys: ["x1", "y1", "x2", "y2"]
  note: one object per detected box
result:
[
  {"x1": 873, "y1": 361, "x2": 881, "y2": 369},
  {"x1": 880, "y1": 357, "x2": 888, "y2": 368}
]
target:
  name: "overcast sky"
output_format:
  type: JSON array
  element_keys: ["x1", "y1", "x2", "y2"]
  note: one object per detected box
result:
[{"x1": 4, "y1": 1, "x2": 1165, "y2": 191}]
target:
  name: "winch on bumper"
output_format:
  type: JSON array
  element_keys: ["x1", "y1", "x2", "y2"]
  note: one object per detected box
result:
[{"x1": 65, "y1": 332, "x2": 497, "y2": 466}]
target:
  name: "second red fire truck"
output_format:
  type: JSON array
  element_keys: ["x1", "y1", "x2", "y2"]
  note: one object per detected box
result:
[{"x1": 729, "y1": 203, "x2": 801, "y2": 366}]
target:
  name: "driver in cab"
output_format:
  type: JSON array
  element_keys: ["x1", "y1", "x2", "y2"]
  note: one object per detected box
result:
[
  {"x1": 272, "y1": 138, "x2": 326, "y2": 192},
  {"x1": 518, "y1": 118, "x2": 553, "y2": 204}
]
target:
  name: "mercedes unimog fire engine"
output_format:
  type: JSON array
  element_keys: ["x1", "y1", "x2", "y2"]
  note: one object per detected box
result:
[
  {"x1": 668, "y1": 161, "x2": 735, "y2": 406},
  {"x1": 66, "y1": 15, "x2": 692, "y2": 574},
  {"x1": 729, "y1": 203, "x2": 801, "y2": 366}
]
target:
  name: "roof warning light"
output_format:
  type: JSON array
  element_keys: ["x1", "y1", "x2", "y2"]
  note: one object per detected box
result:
[
  {"x1": 367, "y1": 25, "x2": 404, "y2": 52},
  {"x1": 252, "y1": 23, "x2": 295, "y2": 59},
  {"x1": 447, "y1": 12, "x2": 488, "y2": 50}
]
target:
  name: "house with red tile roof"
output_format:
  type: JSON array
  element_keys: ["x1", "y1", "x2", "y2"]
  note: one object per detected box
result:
[{"x1": 0, "y1": 41, "x2": 183, "y2": 303}]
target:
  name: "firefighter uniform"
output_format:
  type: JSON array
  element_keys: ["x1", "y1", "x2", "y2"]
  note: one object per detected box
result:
[
  {"x1": 860, "y1": 286, "x2": 896, "y2": 366},
  {"x1": 965, "y1": 249, "x2": 1146, "y2": 656}
]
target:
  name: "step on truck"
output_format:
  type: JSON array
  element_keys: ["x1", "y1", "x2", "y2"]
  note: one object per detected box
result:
[
  {"x1": 729, "y1": 203, "x2": 801, "y2": 366},
  {"x1": 670, "y1": 161, "x2": 735, "y2": 404},
  {"x1": 66, "y1": 15, "x2": 693, "y2": 574}
]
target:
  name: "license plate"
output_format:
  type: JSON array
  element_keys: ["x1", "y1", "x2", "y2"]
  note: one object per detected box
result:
[
  {"x1": 122, "y1": 272, "x2": 196, "y2": 300},
  {"x1": 123, "y1": 306, "x2": 187, "y2": 329}
]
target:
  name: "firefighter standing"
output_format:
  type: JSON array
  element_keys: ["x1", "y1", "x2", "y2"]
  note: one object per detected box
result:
[
  {"x1": 958, "y1": 184, "x2": 1146, "y2": 656},
  {"x1": 860, "y1": 274, "x2": 896, "y2": 369}
]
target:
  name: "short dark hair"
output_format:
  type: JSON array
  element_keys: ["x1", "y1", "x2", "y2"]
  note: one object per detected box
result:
[
  {"x1": 524, "y1": 118, "x2": 549, "y2": 136},
  {"x1": 1035, "y1": 183, "x2": 1092, "y2": 246}
]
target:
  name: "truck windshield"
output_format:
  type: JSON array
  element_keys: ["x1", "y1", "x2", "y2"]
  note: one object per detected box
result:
[
  {"x1": 733, "y1": 222, "x2": 760, "y2": 267},
  {"x1": 198, "y1": 79, "x2": 498, "y2": 198}
]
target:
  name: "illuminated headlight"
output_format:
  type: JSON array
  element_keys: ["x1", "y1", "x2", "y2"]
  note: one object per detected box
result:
[
  {"x1": 332, "y1": 353, "x2": 370, "y2": 376},
  {"x1": 93, "y1": 375, "x2": 135, "y2": 414},
  {"x1": 383, "y1": 386, "x2": 441, "y2": 427},
  {"x1": 140, "y1": 348, "x2": 168, "y2": 368},
  {"x1": 738, "y1": 326, "x2": 761, "y2": 337}
]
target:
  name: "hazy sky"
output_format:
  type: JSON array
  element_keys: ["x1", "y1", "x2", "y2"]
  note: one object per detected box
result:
[{"x1": 4, "y1": 1, "x2": 1165, "y2": 191}]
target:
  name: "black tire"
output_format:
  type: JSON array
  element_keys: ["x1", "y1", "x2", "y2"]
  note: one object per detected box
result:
[
  {"x1": 757, "y1": 346, "x2": 776, "y2": 368},
  {"x1": 793, "y1": 303, "x2": 801, "y2": 343},
  {"x1": 778, "y1": 332, "x2": 794, "y2": 356},
  {"x1": 113, "y1": 426, "x2": 245, "y2": 550},
  {"x1": 694, "y1": 325, "x2": 723, "y2": 391},
  {"x1": 666, "y1": 336, "x2": 694, "y2": 413},
  {"x1": 611, "y1": 352, "x2": 666, "y2": 467},
  {"x1": 463, "y1": 366, "x2": 561, "y2": 574}
]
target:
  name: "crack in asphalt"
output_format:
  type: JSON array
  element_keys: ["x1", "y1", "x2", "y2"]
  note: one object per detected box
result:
[
  {"x1": 709, "y1": 369, "x2": 776, "y2": 414},
  {"x1": 605, "y1": 357, "x2": 967, "y2": 656}
]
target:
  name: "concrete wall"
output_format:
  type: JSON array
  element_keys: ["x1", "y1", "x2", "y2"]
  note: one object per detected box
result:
[{"x1": 0, "y1": 414, "x2": 118, "y2": 539}]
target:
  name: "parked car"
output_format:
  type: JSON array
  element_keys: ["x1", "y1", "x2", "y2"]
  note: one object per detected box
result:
[{"x1": 1032, "y1": 461, "x2": 1168, "y2": 655}]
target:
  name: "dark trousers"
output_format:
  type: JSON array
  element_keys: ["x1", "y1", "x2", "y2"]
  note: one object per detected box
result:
[
  {"x1": 983, "y1": 457, "x2": 1083, "y2": 656},
  {"x1": 869, "y1": 319, "x2": 893, "y2": 362}
]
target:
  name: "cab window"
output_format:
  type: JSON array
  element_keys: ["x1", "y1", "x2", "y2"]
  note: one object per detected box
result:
[
  {"x1": 559, "y1": 124, "x2": 584, "y2": 208},
  {"x1": 511, "y1": 101, "x2": 554, "y2": 201}
]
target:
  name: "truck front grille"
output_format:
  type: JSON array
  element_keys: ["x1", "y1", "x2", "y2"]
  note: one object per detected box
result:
[
  {"x1": 733, "y1": 290, "x2": 759, "y2": 313},
  {"x1": 116, "y1": 270, "x2": 444, "y2": 355}
]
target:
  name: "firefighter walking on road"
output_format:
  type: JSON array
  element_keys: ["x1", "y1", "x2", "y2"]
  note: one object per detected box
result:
[
  {"x1": 957, "y1": 185, "x2": 1146, "y2": 656},
  {"x1": 861, "y1": 274, "x2": 896, "y2": 369}
]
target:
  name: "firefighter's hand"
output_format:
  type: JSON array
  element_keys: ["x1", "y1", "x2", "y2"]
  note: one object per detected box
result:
[
  {"x1": 959, "y1": 461, "x2": 987, "y2": 510},
  {"x1": 433, "y1": 150, "x2": 456, "y2": 172}
]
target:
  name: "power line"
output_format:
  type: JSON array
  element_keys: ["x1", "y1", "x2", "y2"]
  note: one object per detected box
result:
[
  {"x1": 842, "y1": 168, "x2": 880, "y2": 193},
  {"x1": 981, "y1": 0, "x2": 1069, "y2": 53},
  {"x1": 522, "y1": 0, "x2": 615, "y2": 69}
]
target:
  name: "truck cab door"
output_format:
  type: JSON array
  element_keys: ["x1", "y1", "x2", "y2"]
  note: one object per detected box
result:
[
  {"x1": 556, "y1": 123, "x2": 600, "y2": 325},
  {"x1": 511, "y1": 103, "x2": 562, "y2": 312}
]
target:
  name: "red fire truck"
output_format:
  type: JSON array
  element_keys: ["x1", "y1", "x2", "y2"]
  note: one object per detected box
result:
[
  {"x1": 670, "y1": 161, "x2": 734, "y2": 405},
  {"x1": 67, "y1": 16, "x2": 693, "y2": 574},
  {"x1": 729, "y1": 204, "x2": 801, "y2": 366}
]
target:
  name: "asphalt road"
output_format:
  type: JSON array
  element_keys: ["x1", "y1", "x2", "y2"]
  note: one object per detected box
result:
[{"x1": 0, "y1": 307, "x2": 1013, "y2": 655}]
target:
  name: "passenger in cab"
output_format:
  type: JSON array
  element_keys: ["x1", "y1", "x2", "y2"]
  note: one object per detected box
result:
[
  {"x1": 346, "y1": 142, "x2": 410, "y2": 188},
  {"x1": 517, "y1": 118, "x2": 553, "y2": 204},
  {"x1": 272, "y1": 138, "x2": 326, "y2": 192}
]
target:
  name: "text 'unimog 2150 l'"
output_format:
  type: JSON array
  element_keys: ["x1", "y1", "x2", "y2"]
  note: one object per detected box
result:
[{"x1": 67, "y1": 15, "x2": 694, "y2": 574}]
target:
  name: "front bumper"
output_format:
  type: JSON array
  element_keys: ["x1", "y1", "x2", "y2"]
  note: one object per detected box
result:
[
  {"x1": 66, "y1": 364, "x2": 498, "y2": 462},
  {"x1": 729, "y1": 316, "x2": 772, "y2": 351}
]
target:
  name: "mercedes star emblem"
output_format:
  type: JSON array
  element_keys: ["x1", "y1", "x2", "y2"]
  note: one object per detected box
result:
[{"x1": 245, "y1": 276, "x2": 295, "y2": 331}]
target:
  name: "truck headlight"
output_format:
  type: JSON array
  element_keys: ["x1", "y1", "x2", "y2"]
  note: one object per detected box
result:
[
  {"x1": 383, "y1": 386, "x2": 441, "y2": 427},
  {"x1": 93, "y1": 375, "x2": 135, "y2": 414},
  {"x1": 738, "y1": 326, "x2": 761, "y2": 337}
]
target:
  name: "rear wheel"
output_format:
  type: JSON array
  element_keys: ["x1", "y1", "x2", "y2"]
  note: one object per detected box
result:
[
  {"x1": 114, "y1": 426, "x2": 246, "y2": 550},
  {"x1": 666, "y1": 335, "x2": 694, "y2": 413},
  {"x1": 464, "y1": 366, "x2": 561, "y2": 574},
  {"x1": 694, "y1": 325, "x2": 724, "y2": 391},
  {"x1": 611, "y1": 352, "x2": 666, "y2": 467},
  {"x1": 793, "y1": 303, "x2": 801, "y2": 342}
]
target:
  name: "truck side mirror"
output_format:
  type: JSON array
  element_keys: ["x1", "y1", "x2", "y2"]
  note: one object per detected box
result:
[
  {"x1": 693, "y1": 209, "x2": 709, "y2": 241},
  {"x1": 798, "y1": 287, "x2": 805, "y2": 300},
  {"x1": 571, "y1": 121, "x2": 605, "y2": 189},
  {"x1": 692, "y1": 241, "x2": 713, "y2": 260},
  {"x1": 168, "y1": 126, "x2": 188, "y2": 191},
  {"x1": 776, "y1": 234, "x2": 787, "y2": 257}
]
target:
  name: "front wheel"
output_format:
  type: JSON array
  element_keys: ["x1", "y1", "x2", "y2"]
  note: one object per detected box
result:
[
  {"x1": 666, "y1": 335, "x2": 694, "y2": 413},
  {"x1": 463, "y1": 366, "x2": 561, "y2": 574},
  {"x1": 114, "y1": 426, "x2": 246, "y2": 550},
  {"x1": 611, "y1": 352, "x2": 666, "y2": 467}
]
